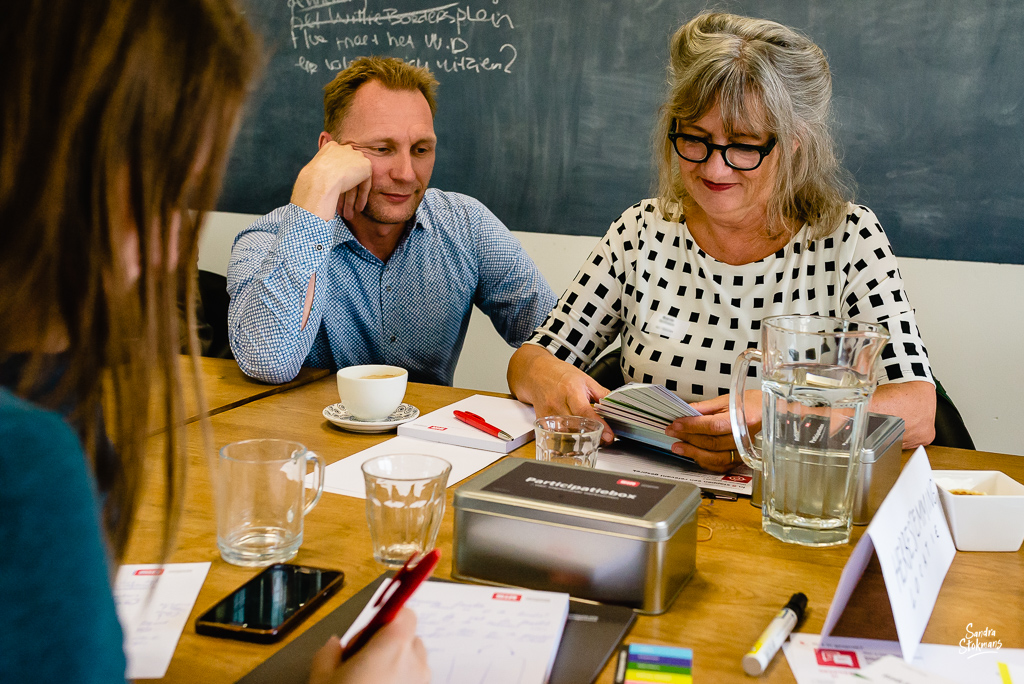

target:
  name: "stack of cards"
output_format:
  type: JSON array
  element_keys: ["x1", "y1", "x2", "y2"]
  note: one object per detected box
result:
[{"x1": 595, "y1": 384, "x2": 701, "y2": 456}]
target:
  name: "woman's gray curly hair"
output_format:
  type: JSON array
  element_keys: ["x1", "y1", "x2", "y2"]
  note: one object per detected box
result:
[{"x1": 655, "y1": 12, "x2": 854, "y2": 239}]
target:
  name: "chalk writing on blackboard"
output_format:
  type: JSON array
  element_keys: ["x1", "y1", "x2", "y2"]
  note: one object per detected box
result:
[{"x1": 287, "y1": 0, "x2": 517, "y2": 77}]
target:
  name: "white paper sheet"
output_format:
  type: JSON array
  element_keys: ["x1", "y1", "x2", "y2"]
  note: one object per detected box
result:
[
  {"x1": 314, "y1": 436, "x2": 505, "y2": 498},
  {"x1": 844, "y1": 655, "x2": 959, "y2": 683},
  {"x1": 783, "y1": 633, "x2": 1024, "y2": 684},
  {"x1": 112, "y1": 562, "x2": 210, "y2": 679},
  {"x1": 595, "y1": 441, "x2": 754, "y2": 495},
  {"x1": 406, "y1": 581, "x2": 570, "y2": 684}
]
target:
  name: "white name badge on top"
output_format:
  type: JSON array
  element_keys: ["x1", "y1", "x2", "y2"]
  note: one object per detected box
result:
[
  {"x1": 822, "y1": 447, "x2": 956, "y2": 662},
  {"x1": 648, "y1": 313, "x2": 689, "y2": 340}
]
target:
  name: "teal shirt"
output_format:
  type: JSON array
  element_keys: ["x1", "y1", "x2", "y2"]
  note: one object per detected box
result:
[{"x1": 0, "y1": 388, "x2": 126, "y2": 682}]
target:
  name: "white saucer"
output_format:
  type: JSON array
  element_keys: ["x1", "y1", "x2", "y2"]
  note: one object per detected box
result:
[{"x1": 322, "y1": 402, "x2": 420, "y2": 433}]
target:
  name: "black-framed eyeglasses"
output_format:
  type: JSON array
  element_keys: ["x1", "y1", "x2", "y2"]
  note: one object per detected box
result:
[{"x1": 668, "y1": 130, "x2": 777, "y2": 171}]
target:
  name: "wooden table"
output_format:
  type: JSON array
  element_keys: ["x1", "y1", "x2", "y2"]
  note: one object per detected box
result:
[
  {"x1": 127, "y1": 375, "x2": 1024, "y2": 683},
  {"x1": 155, "y1": 356, "x2": 330, "y2": 428}
]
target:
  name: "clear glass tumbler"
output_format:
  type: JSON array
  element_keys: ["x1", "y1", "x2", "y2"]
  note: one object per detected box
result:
[
  {"x1": 534, "y1": 415, "x2": 604, "y2": 468},
  {"x1": 216, "y1": 439, "x2": 325, "y2": 566},
  {"x1": 361, "y1": 453, "x2": 451, "y2": 567}
]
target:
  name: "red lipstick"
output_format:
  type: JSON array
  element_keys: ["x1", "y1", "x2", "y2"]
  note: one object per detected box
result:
[{"x1": 701, "y1": 179, "x2": 736, "y2": 192}]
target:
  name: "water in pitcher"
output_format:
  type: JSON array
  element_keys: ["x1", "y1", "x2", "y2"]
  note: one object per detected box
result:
[{"x1": 760, "y1": 363, "x2": 872, "y2": 546}]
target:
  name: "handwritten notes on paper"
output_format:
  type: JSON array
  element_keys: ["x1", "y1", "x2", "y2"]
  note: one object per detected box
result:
[
  {"x1": 288, "y1": 0, "x2": 518, "y2": 77},
  {"x1": 822, "y1": 448, "x2": 955, "y2": 662},
  {"x1": 113, "y1": 562, "x2": 210, "y2": 679},
  {"x1": 407, "y1": 581, "x2": 570, "y2": 684},
  {"x1": 885, "y1": 478, "x2": 949, "y2": 612}
]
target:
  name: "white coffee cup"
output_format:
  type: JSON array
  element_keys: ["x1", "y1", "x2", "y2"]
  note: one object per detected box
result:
[{"x1": 336, "y1": 364, "x2": 408, "y2": 421}]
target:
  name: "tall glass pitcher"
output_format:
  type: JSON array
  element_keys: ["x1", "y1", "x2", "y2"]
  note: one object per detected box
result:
[{"x1": 729, "y1": 315, "x2": 890, "y2": 547}]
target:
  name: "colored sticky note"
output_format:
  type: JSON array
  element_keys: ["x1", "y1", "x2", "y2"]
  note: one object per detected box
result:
[{"x1": 623, "y1": 645, "x2": 693, "y2": 684}]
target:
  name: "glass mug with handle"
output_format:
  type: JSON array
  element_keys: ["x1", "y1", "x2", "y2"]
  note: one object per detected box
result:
[
  {"x1": 729, "y1": 315, "x2": 890, "y2": 547},
  {"x1": 216, "y1": 439, "x2": 326, "y2": 566}
]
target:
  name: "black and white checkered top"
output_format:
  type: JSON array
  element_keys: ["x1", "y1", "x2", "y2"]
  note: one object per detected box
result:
[{"x1": 528, "y1": 200, "x2": 934, "y2": 401}]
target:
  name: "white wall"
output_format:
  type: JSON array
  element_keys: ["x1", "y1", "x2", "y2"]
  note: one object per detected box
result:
[{"x1": 202, "y1": 211, "x2": 1024, "y2": 456}]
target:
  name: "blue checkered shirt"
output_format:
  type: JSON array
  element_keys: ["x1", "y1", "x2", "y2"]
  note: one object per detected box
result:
[{"x1": 227, "y1": 189, "x2": 556, "y2": 385}]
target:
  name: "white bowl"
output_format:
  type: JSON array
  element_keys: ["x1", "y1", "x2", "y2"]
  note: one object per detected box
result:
[{"x1": 932, "y1": 470, "x2": 1024, "y2": 552}]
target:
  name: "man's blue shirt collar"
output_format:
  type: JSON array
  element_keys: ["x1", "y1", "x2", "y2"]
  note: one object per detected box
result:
[{"x1": 331, "y1": 192, "x2": 433, "y2": 248}]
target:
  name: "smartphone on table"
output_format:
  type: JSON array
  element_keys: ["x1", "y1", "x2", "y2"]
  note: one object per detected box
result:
[{"x1": 195, "y1": 563, "x2": 344, "y2": 643}]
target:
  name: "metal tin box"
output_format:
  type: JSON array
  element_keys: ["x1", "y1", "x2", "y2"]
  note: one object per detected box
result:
[
  {"x1": 452, "y1": 458, "x2": 700, "y2": 615},
  {"x1": 752, "y1": 413, "x2": 905, "y2": 525}
]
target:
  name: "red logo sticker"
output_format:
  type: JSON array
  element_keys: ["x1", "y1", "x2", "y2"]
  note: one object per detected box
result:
[
  {"x1": 134, "y1": 568, "x2": 164, "y2": 576},
  {"x1": 616, "y1": 479, "x2": 640, "y2": 487},
  {"x1": 428, "y1": 425, "x2": 447, "y2": 431},
  {"x1": 492, "y1": 592, "x2": 522, "y2": 602},
  {"x1": 723, "y1": 475, "x2": 752, "y2": 483},
  {"x1": 814, "y1": 649, "x2": 860, "y2": 669}
]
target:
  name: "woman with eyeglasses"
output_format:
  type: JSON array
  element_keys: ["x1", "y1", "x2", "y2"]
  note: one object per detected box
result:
[{"x1": 508, "y1": 12, "x2": 937, "y2": 472}]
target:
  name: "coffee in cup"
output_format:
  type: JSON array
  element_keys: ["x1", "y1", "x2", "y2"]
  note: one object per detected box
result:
[{"x1": 336, "y1": 364, "x2": 408, "y2": 421}]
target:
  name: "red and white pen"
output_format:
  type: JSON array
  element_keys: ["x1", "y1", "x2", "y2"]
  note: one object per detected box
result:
[{"x1": 453, "y1": 410, "x2": 513, "y2": 441}]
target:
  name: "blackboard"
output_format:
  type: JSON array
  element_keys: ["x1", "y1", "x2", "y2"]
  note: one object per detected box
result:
[{"x1": 222, "y1": 0, "x2": 1024, "y2": 265}]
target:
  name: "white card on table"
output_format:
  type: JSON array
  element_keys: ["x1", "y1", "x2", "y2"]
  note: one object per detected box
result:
[{"x1": 822, "y1": 447, "x2": 956, "y2": 662}]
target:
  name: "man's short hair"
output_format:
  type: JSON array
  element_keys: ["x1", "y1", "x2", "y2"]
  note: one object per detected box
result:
[{"x1": 323, "y1": 56, "x2": 439, "y2": 135}]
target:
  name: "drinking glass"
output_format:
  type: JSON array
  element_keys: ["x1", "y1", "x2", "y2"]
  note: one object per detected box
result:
[
  {"x1": 361, "y1": 453, "x2": 451, "y2": 566},
  {"x1": 730, "y1": 315, "x2": 889, "y2": 547},
  {"x1": 216, "y1": 439, "x2": 325, "y2": 566},
  {"x1": 534, "y1": 415, "x2": 604, "y2": 468}
]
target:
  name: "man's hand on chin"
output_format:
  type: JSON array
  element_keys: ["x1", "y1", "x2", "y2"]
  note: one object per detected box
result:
[{"x1": 291, "y1": 141, "x2": 372, "y2": 222}]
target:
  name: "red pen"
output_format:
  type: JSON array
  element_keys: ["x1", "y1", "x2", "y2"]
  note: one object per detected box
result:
[
  {"x1": 453, "y1": 410, "x2": 513, "y2": 441},
  {"x1": 339, "y1": 549, "x2": 440, "y2": 660}
]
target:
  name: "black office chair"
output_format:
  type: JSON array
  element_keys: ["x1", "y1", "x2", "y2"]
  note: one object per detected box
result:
[
  {"x1": 586, "y1": 348, "x2": 625, "y2": 391},
  {"x1": 932, "y1": 379, "x2": 975, "y2": 450},
  {"x1": 197, "y1": 269, "x2": 233, "y2": 359},
  {"x1": 585, "y1": 347, "x2": 976, "y2": 450}
]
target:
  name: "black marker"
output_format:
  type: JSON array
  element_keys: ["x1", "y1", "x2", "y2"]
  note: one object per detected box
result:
[{"x1": 613, "y1": 645, "x2": 628, "y2": 684}]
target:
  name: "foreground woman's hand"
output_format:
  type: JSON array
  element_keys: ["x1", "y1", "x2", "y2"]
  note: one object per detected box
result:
[
  {"x1": 308, "y1": 607, "x2": 430, "y2": 684},
  {"x1": 665, "y1": 390, "x2": 762, "y2": 472}
]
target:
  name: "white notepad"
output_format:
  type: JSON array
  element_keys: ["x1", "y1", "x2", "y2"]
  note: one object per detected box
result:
[
  {"x1": 398, "y1": 394, "x2": 537, "y2": 453},
  {"x1": 407, "y1": 581, "x2": 570, "y2": 684}
]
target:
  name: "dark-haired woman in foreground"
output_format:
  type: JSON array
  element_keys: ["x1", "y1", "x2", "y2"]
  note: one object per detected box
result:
[{"x1": 0, "y1": 1, "x2": 426, "y2": 681}]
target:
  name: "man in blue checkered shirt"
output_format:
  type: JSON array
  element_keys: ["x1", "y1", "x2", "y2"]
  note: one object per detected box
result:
[{"x1": 227, "y1": 57, "x2": 555, "y2": 386}]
